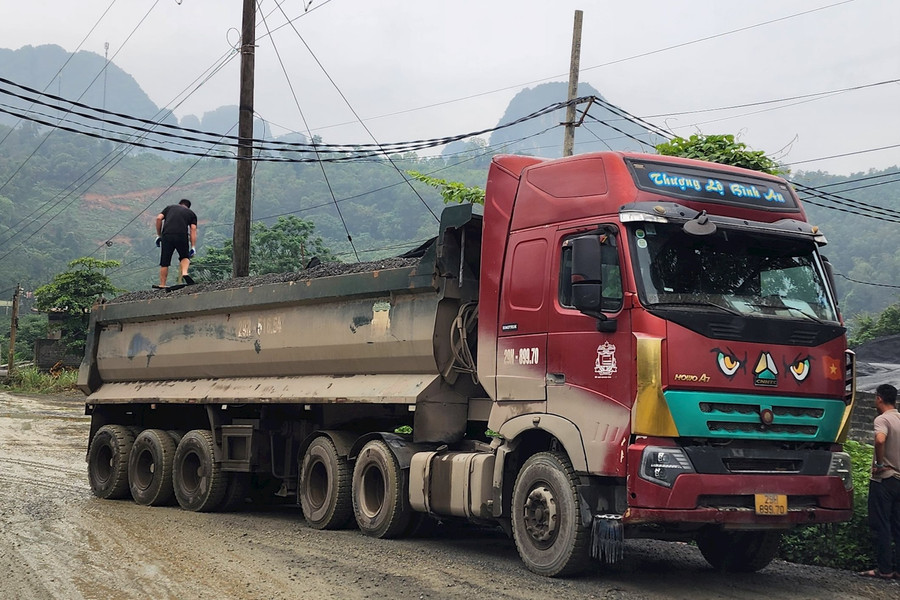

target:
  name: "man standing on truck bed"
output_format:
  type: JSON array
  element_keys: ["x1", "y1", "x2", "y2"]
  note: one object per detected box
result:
[{"x1": 155, "y1": 198, "x2": 198, "y2": 289}]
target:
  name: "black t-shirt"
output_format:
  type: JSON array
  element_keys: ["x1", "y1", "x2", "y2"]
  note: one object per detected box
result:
[{"x1": 161, "y1": 204, "x2": 198, "y2": 237}]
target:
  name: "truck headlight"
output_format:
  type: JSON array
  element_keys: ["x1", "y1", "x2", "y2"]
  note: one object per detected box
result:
[
  {"x1": 639, "y1": 446, "x2": 695, "y2": 487},
  {"x1": 828, "y1": 451, "x2": 853, "y2": 490}
]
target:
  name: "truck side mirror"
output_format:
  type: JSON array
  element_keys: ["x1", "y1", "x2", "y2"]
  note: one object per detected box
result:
[
  {"x1": 821, "y1": 254, "x2": 842, "y2": 321},
  {"x1": 821, "y1": 255, "x2": 838, "y2": 301},
  {"x1": 570, "y1": 235, "x2": 606, "y2": 318}
]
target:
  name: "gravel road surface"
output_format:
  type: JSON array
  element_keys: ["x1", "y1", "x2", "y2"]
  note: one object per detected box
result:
[{"x1": 1, "y1": 391, "x2": 897, "y2": 600}]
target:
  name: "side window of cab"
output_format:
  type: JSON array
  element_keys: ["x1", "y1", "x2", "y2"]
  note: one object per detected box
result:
[{"x1": 559, "y1": 230, "x2": 623, "y2": 313}]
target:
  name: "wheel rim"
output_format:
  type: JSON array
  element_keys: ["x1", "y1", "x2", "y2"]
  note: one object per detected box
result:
[
  {"x1": 359, "y1": 462, "x2": 385, "y2": 519},
  {"x1": 96, "y1": 443, "x2": 114, "y2": 484},
  {"x1": 306, "y1": 459, "x2": 328, "y2": 510},
  {"x1": 522, "y1": 484, "x2": 558, "y2": 547},
  {"x1": 181, "y1": 451, "x2": 204, "y2": 493},
  {"x1": 134, "y1": 447, "x2": 155, "y2": 491}
]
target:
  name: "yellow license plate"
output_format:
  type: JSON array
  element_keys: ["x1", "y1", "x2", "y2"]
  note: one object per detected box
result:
[{"x1": 755, "y1": 493, "x2": 788, "y2": 516}]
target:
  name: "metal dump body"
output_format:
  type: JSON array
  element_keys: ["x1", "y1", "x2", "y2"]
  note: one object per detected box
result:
[{"x1": 79, "y1": 255, "x2": 447, "y2": 406}]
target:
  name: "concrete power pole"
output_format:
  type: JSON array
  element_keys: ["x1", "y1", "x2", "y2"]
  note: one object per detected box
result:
[
  {"x1": 563, "y1": 10, "x2": 584, "y2": 157},
  {"x1": 7, "y1": 284, "x2": 20, "y2": 378},
  {"x1": 233, "y1": 0, "x2": 257, "y2": 278}
]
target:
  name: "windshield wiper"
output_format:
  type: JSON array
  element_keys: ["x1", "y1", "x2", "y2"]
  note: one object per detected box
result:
[
  {"x1": 647, "y1": 301, "x2": 742, "y2": 317},
  {"x1": 748, "y1": 302, "x2": 825, "y2": 324}
]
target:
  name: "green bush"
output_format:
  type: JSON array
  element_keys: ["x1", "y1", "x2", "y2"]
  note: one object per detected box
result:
[
  {"x1": 779, "y1": 440, "x2": 875, "y2": 570},
  {"x1": 2, "y1": 365, "x2": 79, "y2": 394}
]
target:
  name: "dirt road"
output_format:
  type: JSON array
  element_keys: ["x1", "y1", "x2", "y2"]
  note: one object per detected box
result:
[{"x1": 1, "y1": 391, "x2": 897, "y2": 600}]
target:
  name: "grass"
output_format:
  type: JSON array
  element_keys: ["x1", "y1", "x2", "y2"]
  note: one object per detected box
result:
[
  {"x1": 1, "y1": 365, "x2": 79, "y2": 394},
  {"x1": 779, "y1": 440, "x2": 875, "y2": 570}
]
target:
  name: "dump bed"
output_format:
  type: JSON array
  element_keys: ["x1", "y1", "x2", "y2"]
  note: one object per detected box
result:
[{"x1": 78, "y1": 206, "x2": 483, "y2": 409}]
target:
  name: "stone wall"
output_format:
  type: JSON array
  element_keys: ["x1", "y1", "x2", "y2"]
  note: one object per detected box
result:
[
  {"x1": 34, "y1": 339, "x2": 81, "y2": 371},
  {"x1": 847, "y1": 391, "x2": 876, "y2": 445}
]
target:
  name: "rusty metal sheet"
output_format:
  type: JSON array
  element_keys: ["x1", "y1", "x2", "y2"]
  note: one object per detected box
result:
[{"x1": 85, "y1": 373, "x2": 440, "y2": 405}]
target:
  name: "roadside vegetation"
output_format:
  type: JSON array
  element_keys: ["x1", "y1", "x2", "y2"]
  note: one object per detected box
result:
[
  {"x1": 2, "y1": 364, "x2": 79, "y2": 394},
  {"x1": 779, "y1": 439, "x2": 875, "y2": 570}
]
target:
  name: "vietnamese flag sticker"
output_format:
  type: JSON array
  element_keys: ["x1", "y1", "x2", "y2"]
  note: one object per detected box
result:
[{"x1": 823, "y1": 356, "x2": 843, "y2": 380}]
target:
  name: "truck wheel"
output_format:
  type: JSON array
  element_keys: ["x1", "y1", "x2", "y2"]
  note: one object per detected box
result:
[
  {"x1": 696, "y1": 528, "x2": 782, "y2": 572},
  {"x1": 166, "y1": 430, "x2": 186, "y2": 447},
  {"x1": 511, "y1": 451, "x2": 591, "y2": 577},
  {"x1": 128, "y1": 429, "x2": 177, "y2": 506},
  {"x1": 87, "y1": 424, "x2": 136, "y2": 499},
  {"x1": 300, "y1": 436, "x2": 353, "y2": 530},
  {"x1": 352, "y1": 439, "x2": 411, "y2": 538},
  {"x1": 173, "y1": 429, "x2": 227, "y2": 512}
]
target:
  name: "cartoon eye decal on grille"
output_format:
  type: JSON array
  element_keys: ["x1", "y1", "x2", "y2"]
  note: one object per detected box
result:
[
  {"x1": 713, "y1": 349, "x2": 742, "y2": 378},
  {"x1": 788, "y1": 356, "x2": 812, "y2": 382}
]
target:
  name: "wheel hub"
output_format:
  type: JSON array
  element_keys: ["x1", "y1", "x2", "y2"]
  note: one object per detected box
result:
[{"x1": 523, "y1": 486, "x2": 558, "y2": 542}]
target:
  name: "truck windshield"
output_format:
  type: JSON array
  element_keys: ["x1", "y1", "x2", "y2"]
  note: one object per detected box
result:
[{"x1": 629, "y1": 222, "x2": 839, "y2": 322}]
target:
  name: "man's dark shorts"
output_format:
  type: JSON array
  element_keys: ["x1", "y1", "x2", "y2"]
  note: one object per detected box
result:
[{"x1": 159, "y1": 234, "x2": 190, "y2": 267}]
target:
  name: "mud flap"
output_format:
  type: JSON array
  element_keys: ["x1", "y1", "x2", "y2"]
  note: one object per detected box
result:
[{"x1": 591, "y1": 515, "x2": 624, "y2": 564}]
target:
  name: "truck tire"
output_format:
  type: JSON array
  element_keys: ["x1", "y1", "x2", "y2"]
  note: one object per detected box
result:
[
  {"x1": 172, "y1": 429, "x2": 227, "y2": 512},
  {"x1": 128, "y1": 429, "x2": 177, "y2": 506},
  {"x1": 300, "y1": 436, "x2": 353, "y2": 530},
  {"x1": 511, "y1": 451, "x2": 591, "y2": 577},
  {"x1": 87, "y1": 424, "x2": 136, "y2": 499},
  {"x1": 166, "y1": 430, "x2": 186, "y2": 447},
  {"x1": 352, "y1": 439, "x2": 411, "y2": 538},
  {"x1": 696, "y1": 528, "x2": 782, "y2": 572}
]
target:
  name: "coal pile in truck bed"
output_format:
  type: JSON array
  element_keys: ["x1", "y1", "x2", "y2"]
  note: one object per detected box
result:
[{"x1": 110, "y1": 257, "x2": 423, "y2": 304}]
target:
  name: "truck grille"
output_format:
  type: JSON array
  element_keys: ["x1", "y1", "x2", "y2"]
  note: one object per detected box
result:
[
  {"x1": 708, "y1": 421, "x2": 818, "y2": 436},
  {"x1": 698, "y1": 495, "x2": 818, "y2": 509},
  {"x1": 699, "y1": 402, "x2": 823, "y2": 419},
  {"x1": 722, "y1": 457, "x2": 803, "y2": 473}
]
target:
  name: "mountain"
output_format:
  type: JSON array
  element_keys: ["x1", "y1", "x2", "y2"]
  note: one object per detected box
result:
[
  {"x1": 483, "y1": 81, "x2": 664, "y2": 158},
  {"x1": 0, "y1": 45, "x2": 279, "y2": 143},
  {"x1": 1, "y1": 45, "x2": 898, "y2": 326},
  {"x1": 0, "y1": 44, "x2": 176, "y2": 128}
]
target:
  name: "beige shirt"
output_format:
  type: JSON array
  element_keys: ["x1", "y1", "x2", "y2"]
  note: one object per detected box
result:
[{"x1": 872, "y1": 408, "x2": 900, "y2": 481}]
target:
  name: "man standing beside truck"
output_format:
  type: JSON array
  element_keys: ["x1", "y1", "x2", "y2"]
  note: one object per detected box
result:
[
  {"x1": 860, "y1": 383, "x2": 900, "y2": 580},
  {"x1": 155, "y1": 198, "x2": 198, "y2": 289}
]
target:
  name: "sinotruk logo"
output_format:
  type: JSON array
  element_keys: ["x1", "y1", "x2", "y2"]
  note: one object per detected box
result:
[{"x1": 754, "y1": 352, "x2": 778, "y2": 387}]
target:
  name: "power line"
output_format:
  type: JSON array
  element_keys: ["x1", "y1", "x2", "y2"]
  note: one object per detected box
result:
[
  {"x1": 836, "y1": 272, "x2": 900, "y2": 290},
  {"x1": 289, "y1": 1, "x2": 858, "y2": 136},
  {"x1": 0, "y1": 84, "x2": 590, "y2": 161},
  {"x1": 261, "y1": 2, "x2": 361, "y2": 261},
  {"x1": 0, "y1": 0, "x2": 161, "y2": 197},
  {"x1": 641, "y1": 78, "x2": 900, "y2": 119},
  {"x1": 0, "y1": 0, "x2": 119, "y2": 152}
]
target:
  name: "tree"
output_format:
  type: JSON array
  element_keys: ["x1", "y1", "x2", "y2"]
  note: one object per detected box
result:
[
  {"x1": 406, "y1": 171, "x2": 485, "y2": 205},
  {"x1": 192, "y1": 216, "x2": 335, "y2": 281},
  {"x1": 34, "y1": 257, "x2": 122, "y2": 354},
  {"x1": 655, "y1": 134, "x2": 784, "y2": 175}
]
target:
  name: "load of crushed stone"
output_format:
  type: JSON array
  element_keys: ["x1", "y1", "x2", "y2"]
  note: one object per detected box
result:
[{"x1": 110, "y1": 256, "x2": 422, "y2": 304}]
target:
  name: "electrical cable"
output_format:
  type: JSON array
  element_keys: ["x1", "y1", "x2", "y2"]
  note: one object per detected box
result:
[
  {"x1": 273, "y1": 1, "x2": 439, "y2": 228},
  {"x1": 641, "y1": 78, "x2": 900, "y2": 119},
  {"x1": 0, "y1": 0, "x2": 161, "y2": 198},
  {"x1": 0, "y1": 0, "x2": 119, "y2": 152},
  {"x1": 290, "y1": 1, "x2": 857, "y2": 137},
  {"x1": 260, "y1": 3, "x2": 360, "y2": 262},
  {"x1": 0, "y1": 50, "x2": 237, "y2": 250}
]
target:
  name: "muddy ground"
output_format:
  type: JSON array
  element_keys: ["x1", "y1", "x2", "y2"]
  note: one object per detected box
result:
[{"x1": 1, "y1": 391, "x2": 897, "y2": 600}]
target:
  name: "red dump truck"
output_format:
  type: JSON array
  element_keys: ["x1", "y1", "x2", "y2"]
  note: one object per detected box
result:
[{"x1": 79, "y1": 151, "x2": 855, "y2": 577}]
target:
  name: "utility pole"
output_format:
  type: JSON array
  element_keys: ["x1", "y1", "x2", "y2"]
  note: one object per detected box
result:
[
  {"x1": 563, "y1": 9, "x2": 583, "y2": 157},
  {"x1": 233, "y1": 0, "x2": 256, "y2": 278},
  {"x1": 7, "y1": 284, "x2": 20, "y2": 378}
]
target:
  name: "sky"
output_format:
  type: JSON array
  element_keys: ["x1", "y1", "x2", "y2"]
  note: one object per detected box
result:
[{"x1": 1, "y1": 0, "x2": 899, "y2": 175}]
